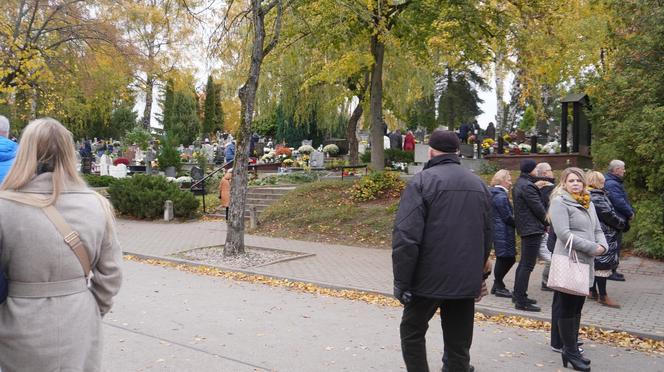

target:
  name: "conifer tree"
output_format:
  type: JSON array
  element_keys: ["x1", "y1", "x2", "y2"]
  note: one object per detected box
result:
[
  {"x1": 160, "y1": 79, "x2": 175, "y2": 132},
  {"x1": 202, "y1": 75, "x2": 217, "y2": 137}
]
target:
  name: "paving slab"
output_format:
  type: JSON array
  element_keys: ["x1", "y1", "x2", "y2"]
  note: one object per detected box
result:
[
  {"x1": 117, "y1": 219, "x2": 664, "y2": 339},
  {"x1": 103, "y1": 260, "x2": 664, "y2": 371}
]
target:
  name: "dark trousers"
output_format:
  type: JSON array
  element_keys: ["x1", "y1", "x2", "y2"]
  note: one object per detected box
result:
[
  {"x1": 400, "y1": 297, "x2": 475, "y2": 372},
  {"x1": 493, "y1": 256, "x2": 516, "y2": 289},
  {"x1": 591, "y1": 277, "x2": 608, "y2": 296},
  {"x1": 225, "y1": 207, "x2": 229, "y2": 220},
  {"x1": 550, "y1": 290, "x2": 586, "y2": 348},
  {"x1": 513, "y1": 234, "x2": 542, "y2": 303}
]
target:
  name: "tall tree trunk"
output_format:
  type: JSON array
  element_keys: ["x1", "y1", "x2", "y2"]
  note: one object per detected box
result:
[
  {"x1": 446, "y1": 67, "x2": 454, "y2": 131},
  {"x1": 346, "y1": 100, "x2": 363, "y2": 165},
  {"x1": 494, "y1": 52, "x2": 506, "y2": 137},
  {"x1": 369, "y1": 33, "x2": 385, "y2": 171},
  {"x1": 224, "y1": 0, "x2": 271, "y2": 256},
  {"x1": 142, "y1": 74, "x2": 154, "y2": 130}
]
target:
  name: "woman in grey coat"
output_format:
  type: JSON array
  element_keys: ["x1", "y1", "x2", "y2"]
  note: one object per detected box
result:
[
  {"x1": 548, "y1": 167, "x2": 607, "y2": 371},
  {"x1": 0, "y1": 118, "x2": 122, "y2": 372}
]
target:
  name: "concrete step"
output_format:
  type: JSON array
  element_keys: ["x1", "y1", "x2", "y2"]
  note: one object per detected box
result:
[
  {"x1": 248, "y1": 186, "x2": 296, "y2": 195},
  {"x1": 245, "y1": 193, "x2": 286, "y2": 201}
]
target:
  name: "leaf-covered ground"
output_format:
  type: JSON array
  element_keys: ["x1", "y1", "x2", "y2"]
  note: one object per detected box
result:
[
  {"x1": 125, "y1": 255, "x2": 664, "y2": 355},
  {"x1": 252, "y1": 180, "x2": 398, "y2": 249}
]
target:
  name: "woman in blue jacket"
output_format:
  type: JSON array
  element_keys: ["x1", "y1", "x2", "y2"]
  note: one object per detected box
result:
[{"x1": 490, "y1": 169, "x2": 517, "y2": 298}]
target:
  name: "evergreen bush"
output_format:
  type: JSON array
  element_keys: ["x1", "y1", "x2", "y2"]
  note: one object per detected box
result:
[
  {"x1": 350, "y1": 171, "x2": 405, "y2": 202},
  {"x1": 83, "y1": 174, "x2": 117, "y2": 187},
  {"x1": 108, "y1": 175, "x2": 199, "y2": 219}
]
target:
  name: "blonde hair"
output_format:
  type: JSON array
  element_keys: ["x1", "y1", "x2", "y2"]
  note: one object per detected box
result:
[
  {"x1": 490, "y1": 169, "x2": 510, "y2": 186},
  {"x1": 550, "y1": 167, "x2": 587, "y2": 197},
  {"x1": 0, "y1": 118, "x2": 115, "y2": 230},
  {"x1": 585, "y1": 171, "x2": 605, "y2": 189}
]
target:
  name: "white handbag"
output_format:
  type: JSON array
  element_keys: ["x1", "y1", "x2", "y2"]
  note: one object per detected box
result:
[{"x1": 547, "y1": 234, "x2": 590, "y2": 296}]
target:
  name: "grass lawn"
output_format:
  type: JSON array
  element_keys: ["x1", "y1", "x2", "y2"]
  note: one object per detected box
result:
[
  {"x1": 250, "y1": 170, "x2": 565, "y2": 249},
  {"x1": 252, "y1": 180, "x2": 399, "y2": 249}
]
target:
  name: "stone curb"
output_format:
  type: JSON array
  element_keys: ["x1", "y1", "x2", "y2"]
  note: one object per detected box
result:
[{"x1": 123, "y1": 251, "x2": 664, "y2": 342}]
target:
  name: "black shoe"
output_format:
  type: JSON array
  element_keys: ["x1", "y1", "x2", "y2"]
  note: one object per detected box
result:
[
  {"x1": 494, "y1": 288, "x2": 513, "y2": 298},
  {"x1": 511, "y1": 296, "x2": 537, "y2": 304},
  {"x1": 541, "y1": 283, "x2": 554, "y2": 292},
  {"x1": 608, "y1": 272, "x2": 625, "y2": 281},
  {"x1": 515, "y1": 302, "x2": 541, "y2": 312},
  {"x1": 562, "y1": 350, "x2": 591, "y2": 371},
  {"x1": 442, "y1": 365, "x2": 474, "y2": 372}
]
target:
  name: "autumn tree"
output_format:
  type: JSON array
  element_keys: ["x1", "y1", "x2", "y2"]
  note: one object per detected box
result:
[
  {"x1": 212, "y1": 0, "x2": 286, "y2": 256},
  {"x1": 0, "y1": 0, "x2": 120, "y2": 122},
  {"x1": 111, "y1": 0, "x2": 192, "y2": 130}
]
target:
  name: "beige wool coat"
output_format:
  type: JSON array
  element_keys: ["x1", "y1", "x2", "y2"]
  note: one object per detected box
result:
[
  {"x1": 0, "y1": 173, "x2": 122, "y2": 372},
  {"x1": 549, "y1": 191, "x2": 608, "y2": 285}
]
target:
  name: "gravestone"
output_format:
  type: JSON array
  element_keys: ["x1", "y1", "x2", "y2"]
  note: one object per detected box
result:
[
  {"x1": 145, "y1": 149, "x2": 155, "y2": 174},
  {"x1": 190, "y1": 166, "x2": 205, "y2": 195},
  {"x1": 310, "y1": 151, "x2": 325, "y2": 168},
  {"x1": 301, "y1": 139, "x2": 313, "y2": 146},
  {"x1": 109, "y1": 164, "x2": 128, "y2": 178},
  {"x1": 414, "y1": 143, "x2": 429, "y2": 164},
  {"x1": 164, "y1": 200, "x2": 174, "y2": 221},
  {"x1": 99, "y1": 154, "x2": 111, "y2": 176}
]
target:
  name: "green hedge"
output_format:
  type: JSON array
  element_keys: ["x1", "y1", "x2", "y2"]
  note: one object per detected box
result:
[
  {"x1": 83, "y1": 174, "x2": 117, "y2": 187},
  {"x1": 108, "y1": 175, "x2": 199, "y2": 219},
  {"x1": 624, "y1": 194, "x2": 664, "y2": 259}
]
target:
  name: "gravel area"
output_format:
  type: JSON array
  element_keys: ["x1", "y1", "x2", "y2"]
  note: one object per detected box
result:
[{"x1": 171, "y1": 245, "x2": 309, "y2": 269}]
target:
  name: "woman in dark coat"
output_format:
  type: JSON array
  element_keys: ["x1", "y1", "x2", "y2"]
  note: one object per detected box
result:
[
  {"x1": 586, "y1": 171, "x2": 626, "y2": 308},
  {"x1": 490, "y1": 169, "x2": 516, "y2": 298}
]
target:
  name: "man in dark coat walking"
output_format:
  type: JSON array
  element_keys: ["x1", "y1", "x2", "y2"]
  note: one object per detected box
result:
[
  {"x1": 604, "y1": 159, "x2": 634, "y2": 281},
  {"x1": 392, "y1": 130, "x2": 492, "y2": 372},
  {"x1": 511, "y1": 159, "x2": 549, "y2": 312}
]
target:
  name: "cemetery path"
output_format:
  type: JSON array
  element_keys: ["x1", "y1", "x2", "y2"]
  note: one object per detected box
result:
[
  {"x1": 117, "y1": 219, "x2": 664, "y2": 340},
  {"x1": 104, "y1": 260, "x2": 663, "y2": 371}
]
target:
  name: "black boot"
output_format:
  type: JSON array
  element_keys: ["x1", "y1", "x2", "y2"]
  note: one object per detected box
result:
[
  {"x1": 558, "y1": 318, "x2": 590, "y2": 371},
  {"x1": 574, "y1": 315, "x2": 590, "y2": 364}
]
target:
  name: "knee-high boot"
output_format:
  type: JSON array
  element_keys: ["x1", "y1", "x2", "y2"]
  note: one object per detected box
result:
[
  {"x1": 574, "y1": 315, "x2": 590, "y2": 365},
  {"x1": 559, "y1": 318, "x2": 590, "y2": 371}
]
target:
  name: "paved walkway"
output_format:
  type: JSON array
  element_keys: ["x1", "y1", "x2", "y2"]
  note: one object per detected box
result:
[
  {"x1": 103, "y1": 260, "x2": 664, "y2": 371},
  {"x1": 117, "y1": 219, "x2": 664, "y2": 340}
]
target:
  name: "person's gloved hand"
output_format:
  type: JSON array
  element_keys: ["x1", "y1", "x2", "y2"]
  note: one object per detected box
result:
[{"x1": 394, "y1": 286, "x2": 412, "y2": 305}]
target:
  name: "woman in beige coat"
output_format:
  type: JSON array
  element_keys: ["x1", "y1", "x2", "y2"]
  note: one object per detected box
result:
[
  {"x1": 0, "y1": 118, "x2": 122, "y2": 372},
  {"x1": 548, "y1": 167, "x2": 607, "y2": 371},
  {"x1": 219, "y1": 168, "x2": 232, "y2": 220}
]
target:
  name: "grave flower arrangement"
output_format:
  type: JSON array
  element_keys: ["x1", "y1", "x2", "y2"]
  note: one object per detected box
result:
[
  {"x1": 323, "y1": 144, "x2": 339, "y2": 156},
  {"x1": 297, "y1": 145, "x2": 315, "y2": 155},
  {"x1": 261, "y1": 151, "x2": 276, "y2": 163},
  {"x1": 282, "y1": 158, "x2": 294, "y2": 167}
]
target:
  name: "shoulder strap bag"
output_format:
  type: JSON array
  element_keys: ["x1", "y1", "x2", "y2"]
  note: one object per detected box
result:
[{"x1": 546, "y1": 234, "x2": 590, "y2": 296}]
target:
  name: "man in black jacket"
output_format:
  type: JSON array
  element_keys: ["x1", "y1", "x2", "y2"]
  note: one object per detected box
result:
[
  {"x1": 392, "y1": 130, "x2": 492, "y2": 372},
  {"x1": 512, "y1": 159, "x2": 549, "y2": 311}
]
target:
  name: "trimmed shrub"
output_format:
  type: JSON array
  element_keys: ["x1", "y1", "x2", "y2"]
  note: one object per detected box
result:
[
  {"x1": 624, "y1": 194, "x2": 664, "y2": 259},
  {"x1": 83, "y1": 174, "x2": 117, "y2": 187},
  {"x1": 108, "y1": 175, "x2": 199, "y2": 219},
  {"x1": 350, "y1": 171, "x2": 405, "y2": 202}
]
